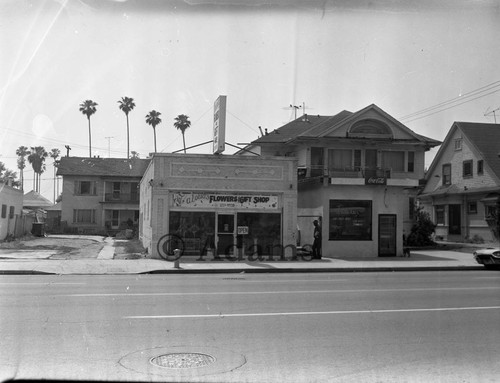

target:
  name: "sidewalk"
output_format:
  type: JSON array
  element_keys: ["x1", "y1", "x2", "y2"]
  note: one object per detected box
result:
[{"x1": 0, "y1": 235, "x2": 486, "y2": 275}]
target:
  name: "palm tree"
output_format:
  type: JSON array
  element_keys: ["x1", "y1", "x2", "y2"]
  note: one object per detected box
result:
[
  {"x1": 145, "y1": 110, "x2": 162, "y2": 153},
  {"x1": 16, "y1": 145, "x2": 29, "y2": 190},
  {"x1": 174, "y1": 114, "x2": 191, "y2": 154},
  {"x1": 49, "y1": 148, "x2": 60, "y2": 203},
  {"x1": 118, "y1": 96, "x2": 136, "y2": 158},
  {"x1": 27, "y1": 146, "x2": 48, "y2": 192},
  {"x1": 79, "y1": 100, "x2": 98, "y2": 157}
]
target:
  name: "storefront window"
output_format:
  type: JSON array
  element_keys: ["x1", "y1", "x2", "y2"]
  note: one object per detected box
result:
[
  {"x1": 329, "y1": 200, "x2": 372, "y2": 241},
  {"x1": 237, "y1": 212, "x2": 281, "y2": 255},
  {"x1": 169, "y1": 212, "x2": 215, "y2": 255}
]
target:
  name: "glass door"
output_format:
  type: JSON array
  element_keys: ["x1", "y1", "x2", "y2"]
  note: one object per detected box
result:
[
  {"x1": 216, "y1": 213, "x2": 235, "y2": 256},
  {"x1": 378, "y1": 214, "x2": 396, "y2": 257}
]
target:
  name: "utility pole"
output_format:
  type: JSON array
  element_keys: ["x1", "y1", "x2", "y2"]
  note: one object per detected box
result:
[{"x1": 105, "y1": 137, "x2": 114, "y2": 158}]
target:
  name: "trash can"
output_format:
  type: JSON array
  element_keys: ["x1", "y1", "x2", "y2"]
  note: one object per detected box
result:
[{"x1": 32, "y1": 222, "x2": 45, "y2": 237}]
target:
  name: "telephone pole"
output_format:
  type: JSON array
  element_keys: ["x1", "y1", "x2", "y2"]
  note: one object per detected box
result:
[{"x1": 105, "y1": 137, "x2": 114, "y2": 158}]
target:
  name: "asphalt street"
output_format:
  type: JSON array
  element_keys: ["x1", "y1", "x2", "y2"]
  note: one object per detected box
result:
[{"x1": 1, "y1": 271, "x2": 500, "y2": 382}]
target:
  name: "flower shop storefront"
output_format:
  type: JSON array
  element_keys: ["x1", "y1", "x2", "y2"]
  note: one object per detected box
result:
[
  {"x1": 168, "y1": 192, "x2": 283, "y2": 258},
  {"x1": 140, "y1": 153, "x2": 297, "y2": 260}
]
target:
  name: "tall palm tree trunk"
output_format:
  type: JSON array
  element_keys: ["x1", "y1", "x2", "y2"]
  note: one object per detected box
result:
[
  {"x1": 182, "y1": 132, "x2": 186, "y2": 154},
  {"x1": 153, "y1": 127, "x2": 157, "y2": 153},
  {"x1": 126, "y1": 115, "x2": 130, "y2": 158},
  {"x1": 88, "y1": 117, "x2": 92, "y2": 158}
]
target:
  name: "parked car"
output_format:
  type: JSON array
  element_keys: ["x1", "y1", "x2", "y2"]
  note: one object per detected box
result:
[{"x1": 473, "y1": 247, "x2": 500, "y2": 269}]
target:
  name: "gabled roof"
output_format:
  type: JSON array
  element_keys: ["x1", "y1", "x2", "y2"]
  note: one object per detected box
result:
[
  {"x1": 457, "y1": 122, "x2": 500, "y2": 180},
  {"x1": 57, "y1": 157, "x2": 150, "y2": 177},
  {"x1": 426, "y1": 122, "x2": 500, "y2": 181},
  {"x1": 23, "y1": 190, "x2": 53, "y2": 208},
  {"x1": 251, "y1": 104, "x2": 440, "y2": 147}
]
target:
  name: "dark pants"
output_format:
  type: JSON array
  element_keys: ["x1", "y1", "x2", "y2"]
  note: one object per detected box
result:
[{"x1": 312, "y1": 239, "x2": 321, "y2": 259}]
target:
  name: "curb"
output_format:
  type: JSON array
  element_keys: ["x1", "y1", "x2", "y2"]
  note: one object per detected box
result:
[
  {"x1": 0, "y1": 265, "x2": 484, "y2": 275},
  {"x1": 143, "y1": 265, "x2": 486, "y2": 274}
]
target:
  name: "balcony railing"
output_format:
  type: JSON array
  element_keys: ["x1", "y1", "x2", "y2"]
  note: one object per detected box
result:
[
  {"x1": 298, "y1": 166, "x2": 392, "y2": 181},
  {"x1": 104, "y1": 193, "x2": 139, "y2": 203}
]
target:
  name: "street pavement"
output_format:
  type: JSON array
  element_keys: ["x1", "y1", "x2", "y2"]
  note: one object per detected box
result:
[
  {"x1": 0, "y1": 235, "x2": 490, "y2": 274},
  {"x1": 2, "y1": 271, "x2": 500, "y2": 382}
]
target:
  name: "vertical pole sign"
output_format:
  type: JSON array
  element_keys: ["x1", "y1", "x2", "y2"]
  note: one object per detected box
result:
[{"x1": 213, "y1": 95, "x2": 227, "y2": 154}]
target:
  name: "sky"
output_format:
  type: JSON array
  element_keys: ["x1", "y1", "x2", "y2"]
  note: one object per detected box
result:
[{"x1": 1, "y1": 0, "x2": 500, "y2": 202}]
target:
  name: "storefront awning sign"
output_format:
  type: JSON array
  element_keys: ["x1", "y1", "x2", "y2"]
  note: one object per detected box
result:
[{"x1": 171, "y1": 192, "x2": 279, "y2": 210}]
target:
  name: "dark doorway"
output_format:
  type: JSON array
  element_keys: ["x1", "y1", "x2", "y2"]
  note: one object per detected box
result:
[
  {"x1": 448, "y1": 204, "x2": 461, "y2": 235},
  {"x1": 378, "y1": 214, "x2": 396, "y2": 257}
]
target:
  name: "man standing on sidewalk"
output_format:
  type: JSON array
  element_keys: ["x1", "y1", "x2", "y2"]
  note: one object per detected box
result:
[{"x1": 312, "y1": 220, "x2": 322, "y2": 259}]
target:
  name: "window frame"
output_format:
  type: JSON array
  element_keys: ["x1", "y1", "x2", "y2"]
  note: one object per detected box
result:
[
  {"x1": 462, "y1": 160, "x2": 473, "y2": 178},
  {"x1": 435, "y1": 205, "x2": 445, "y2": 225},
  {"x1": 468, "y1": 202, "x2": 478, "y2": 214},
  {"x1": 73, "y1": 209, "x2": 96, "y2": 224},
  {"x1": 477, "y1": 160, "x2": 484, "y2": 175},
  {"x1": 407, "y1": 151, "x2": 415, "y2": 173},
  {"x1": 442, "y1": 164, "x2": 451, "y2": 186},
  {"x1": 74, "y1": 180, "x2": 97, "y2": 196}
]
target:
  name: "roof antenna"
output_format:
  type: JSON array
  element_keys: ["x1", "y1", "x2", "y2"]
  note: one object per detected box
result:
[
  {"x1": 484, "y1": 106, "x2": 500, "y2": 123},
  {"x1": 65, "y1": 145, "x2": 71, "y2": 157}
]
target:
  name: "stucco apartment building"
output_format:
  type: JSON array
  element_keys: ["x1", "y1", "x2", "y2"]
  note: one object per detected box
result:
[
  {"x1": 419, "y1": 122, "x2": 500, "y2": 242},
  {"x1": 57, "y1": 157, "x2": 150, "y2": 234},
  {"x1": 242, "y1": 104, "x2": 441, "y2": 257}
]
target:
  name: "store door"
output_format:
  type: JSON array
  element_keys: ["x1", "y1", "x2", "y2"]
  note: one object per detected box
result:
[
  {"x1": 378, "y1": 214, "x2": 396, "y2": 257},
  {"x1": 216, "y1": 213, "x2": 235, "y2": 256},
  {"x1": 449, "y1": 204, "x2": 461, "y2": 235}
]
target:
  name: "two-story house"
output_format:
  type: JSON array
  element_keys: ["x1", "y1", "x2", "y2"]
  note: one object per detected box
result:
[
  {"x1": 57, "y1": 157, "x2": 150, "y2": 235},
  {"x1": 243, "y1": 104, "x2": 441, "y2": 257},
  {"x1": 419, "y1": 122, "x2": 500, "y2": 243}
]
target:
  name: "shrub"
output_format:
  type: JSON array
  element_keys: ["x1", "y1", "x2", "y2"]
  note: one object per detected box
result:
[{"x1": 406, "y1": 205, "x2": 437, "y2": 246}]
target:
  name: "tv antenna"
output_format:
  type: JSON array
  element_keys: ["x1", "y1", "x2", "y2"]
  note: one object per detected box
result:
[
  {"x1": 484, "y1": 106, "x2": 500, "y2": 123},
  {"x1": 282, "y1": 102, "x2": 312, "y2": 120}
]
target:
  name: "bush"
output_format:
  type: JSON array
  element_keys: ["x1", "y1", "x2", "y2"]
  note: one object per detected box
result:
[{"x1": 406, "y1": 206, "x2": 437, "y2": 247}]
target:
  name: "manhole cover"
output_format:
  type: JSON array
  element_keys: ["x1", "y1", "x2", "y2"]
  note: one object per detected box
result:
[{"x1": 150, "y1": 353, "x2": 216, "y2": 369}]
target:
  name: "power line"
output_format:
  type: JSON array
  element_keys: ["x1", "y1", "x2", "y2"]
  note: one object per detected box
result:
[
  {"x1": 403, "y1": 88, "x2": 500, "y2": 123},
  {"x1": 399, "y1": 80, "x2": 500, "y2": 122}
]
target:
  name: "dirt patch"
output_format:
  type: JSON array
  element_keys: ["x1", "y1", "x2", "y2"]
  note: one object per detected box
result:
[
  {"x1": 113, "y1": 238, "x2": 148, "y2": 260},
  {"x1": 0, "y1": 235, "x2": 105, "y2": 259}
]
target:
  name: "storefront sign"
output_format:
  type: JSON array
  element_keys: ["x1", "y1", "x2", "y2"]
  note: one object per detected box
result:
[
  {"x1": 365, "y1": 177, "x2": 387, "y2": 185},
  {"x1": 171, "y1": 192, "x2": 279, "y2": 209}
]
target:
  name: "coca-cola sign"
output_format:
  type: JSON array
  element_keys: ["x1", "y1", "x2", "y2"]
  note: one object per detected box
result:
[{"x1": 365, "y1": 177, "x2": 387, "y2": 185}]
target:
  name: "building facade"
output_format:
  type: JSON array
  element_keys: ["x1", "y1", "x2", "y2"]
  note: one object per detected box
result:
[
  {"x1": 57, "y1": 157, "x2": 149, "y2": 235},
  {"x1": 0, "y1": 180, "x2": 24, "y2": 240},
  {"x1": 419, "y1": 122, "x2": 500, "y2": 243},
  {"x1": 140, "y1": 153, "x2": 297, "y2": 259},
  {"x1": 242, "y1": 104, "x2": 440, "y2": 257}
]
